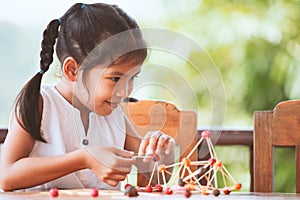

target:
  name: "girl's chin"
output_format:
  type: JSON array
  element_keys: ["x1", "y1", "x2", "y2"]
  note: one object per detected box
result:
[
  {"x1": 97, "y1": 109, "x2": 112, "y2": 116},
  {"x1": 95, "y1": 106, "x2": 114, "y2": 116}
]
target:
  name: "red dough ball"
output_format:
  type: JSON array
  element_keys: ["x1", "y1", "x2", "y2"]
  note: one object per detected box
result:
[
  {"x1": 164, "y1": 187, "x2": 173, "y2": 195},
  {"x1": 184, "y1": 189, "x2": 192, "y2": 198},
  {"x1": 152, "y1": 154, "x2": 160, "y2": 162},
  {"x1": 124, "y1": 183, "x2": 132, "y2": 190},
  {"x1": 223, "y1": 189, "x2": 231, "y2": 195},
  {"x1": 90, "y1": 188, "x2": 99, "y2": 197},
  {"x1": 209, "y1": 158, "x2": 216, "y2": 165},
  {"x1": 49, "y1": 188, "x2": 59, "y2": 197},
  {"x1": 201, "y1": 130, "x2": 211, "y2": 138},
  {"x1": 145, "y1": 185, "x2": 152, "y2": 192},
  {"x1": 155, "y1": 184, "x2": 163, "y2": 192}
]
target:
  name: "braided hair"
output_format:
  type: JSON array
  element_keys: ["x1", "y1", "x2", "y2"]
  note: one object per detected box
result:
[{"x1": 15, "y1": 3, "x2": 147, "y2": 142}]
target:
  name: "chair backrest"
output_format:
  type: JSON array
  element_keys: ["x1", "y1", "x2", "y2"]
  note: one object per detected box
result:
[
  {"x1": 121, "y1": 100, "x2": 198, "y2": 186},
  {"x1": 254, "y1": 100, "x2": 300, "y2": 193},
  {"x1": 121, "y1": 100, "x2": 198, "y2": 163}
]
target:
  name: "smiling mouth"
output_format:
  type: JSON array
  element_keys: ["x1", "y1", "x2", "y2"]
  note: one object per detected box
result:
[{"x1": 106, "y1": 101, "x2": 120, "y2": 108}]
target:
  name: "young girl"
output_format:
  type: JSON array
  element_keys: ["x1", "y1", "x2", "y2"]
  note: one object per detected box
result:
[{"x1": 0, "y1": 3, "x2": 174, "y2": 191}]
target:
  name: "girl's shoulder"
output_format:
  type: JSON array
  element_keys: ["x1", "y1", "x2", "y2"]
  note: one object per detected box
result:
[
  {"x1": 40, "y1": 85, "x2": 57, "y2": 95},
  {"x1": 40, "y1": 85, "x2": 67, "y2": 104},
  {"x1": 40, "y1": 85, "x2": 56, "y2": 98},
  {"x1": 40, "y1": 85, "x2": 74, "y2": 112}
]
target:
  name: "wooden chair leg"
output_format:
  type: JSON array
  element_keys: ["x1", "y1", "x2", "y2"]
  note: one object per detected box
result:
[
  {"x1": 250, "y1": 145, "x2": 254, "y2": 192},
  {"x1": 254, "y1": 111, "x2": 273, "y2": 192},
  {"x1": 296, "y1": 146, "x2": 300, "y2": 193}
]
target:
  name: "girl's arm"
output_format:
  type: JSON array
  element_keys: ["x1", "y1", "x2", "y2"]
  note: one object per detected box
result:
[
  {"x1": 0, "y1": 116, "x2": 88, "y2": 191},
  {"x1": 0, "y1": 113, "x2": 135, "y2": 191}
]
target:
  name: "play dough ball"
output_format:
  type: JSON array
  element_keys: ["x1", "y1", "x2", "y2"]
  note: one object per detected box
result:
[
  {"x1": 155, "y1": 184, "x2": 163, "y2": 192},
  {"x1": 90, "y1": 188, "x2": 99, "y2": 197},
  {"x1": 184, "y1": 189, "x2": 192, "y2": 198},
  {"x1": 201, "y1": 130, "x2": 211, "y2": 138},
  {"x1": 164, "y1": 187, "x2": 173, "y2": 195},
  {"x1": 223, "y1": 189, "x2": 231, "y2": 195},
  {"x1": 124, "y1": 186, "x2": 139, "y2": 197},
  {"x1": 124, "y1": 183, "x2": 132, "y2": 190},
  {"x1": 212, "y1": 189, "x2": 220, "y2": 196},
  {"x1": 178, "y1": 178, "x2": 185, "y2": 186},
  {"x1": 152, "y1": 154, "x2": 160, "y2": 162},
  {"x1": 49, "y1": 188, "x2": 59, "y2": 197},
  {"x1": 145, "y1": 185, "x2": 152, "y2": 192},
  {"x1": 235, "y1": 183, "x2": 242, "y2": 190},
  {"x1": 209, "y1": 158, "x2": 216, "y2": 165},
  {"x1": 158, "y1": 165, "x2": 166, "y2": 173}
]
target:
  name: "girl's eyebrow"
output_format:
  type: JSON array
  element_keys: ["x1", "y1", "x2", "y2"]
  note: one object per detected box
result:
[
  {"x1": 133, "y1": 70, "x2": 141, "y2": 76},
  {"x1": 107, "y1": 71, "x2": 124, "y2": 76},
  {"x1": 107, "y1": 70, "x2": 141, "y2": 76}
]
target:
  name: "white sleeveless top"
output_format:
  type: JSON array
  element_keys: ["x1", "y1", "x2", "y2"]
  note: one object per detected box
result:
[{"x1": 28, "y1": 85, "x2": 126, "y2": 190}]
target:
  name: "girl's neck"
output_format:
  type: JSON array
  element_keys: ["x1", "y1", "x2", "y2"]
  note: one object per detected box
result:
[{"x1": 55, "y1": 80, "x2": 90, "y2": 134}]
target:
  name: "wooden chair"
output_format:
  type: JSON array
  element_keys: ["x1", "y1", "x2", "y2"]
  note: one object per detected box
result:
[
  {"x1": 121, "y1": 99, "x2": 198, "y2": 185},
  {"x1": 254, "y1": 100, "x2": 300, "y2": 193}
]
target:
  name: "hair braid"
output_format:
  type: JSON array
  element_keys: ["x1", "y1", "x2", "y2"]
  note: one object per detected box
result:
[
  {"x1": 15, "y1": 19, "x2": 60, "y2": 142},
  {"x1": 40, "y1": 19, "x2": 60, "y2": 72}
]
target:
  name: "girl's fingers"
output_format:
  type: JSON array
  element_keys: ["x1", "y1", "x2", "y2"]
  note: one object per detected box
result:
[
  {"x1": 112, "y1": 148, "x2": 136, "y2": 167},
  {"x1": 101, "y1": 160, "x2": 133, "y2": 173},
  {"x1": 148, "y1": 132, "x2": 161, "y2": 154},
  {"x1": 104, "y1": 177, "x2": 126, "y2": 187},
  {"x1": 165, "y1": 138, "x2": 175, "y2": 155},
  {"x1": 113, "y1": 148, "x2": 134, "y2": 158},
  {"x1": 155, "y1": 134, "x2": 170, "y2": 154},
  {"x1": 138, "y1": 131, "x2": 161, "y2": 155},
  {"x1": 138, "y1": 137, "x2": 150, "y2": 156},
  {"x1": 138, "y1": 131, "x2": 175, "y2": 162}
]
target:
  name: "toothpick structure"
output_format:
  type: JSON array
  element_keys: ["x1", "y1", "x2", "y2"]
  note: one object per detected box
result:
[{"x1": 127, "y1": 130, "x2": 242, "y2": 196}]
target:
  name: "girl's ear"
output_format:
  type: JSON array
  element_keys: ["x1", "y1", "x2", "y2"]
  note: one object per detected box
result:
[{"x1": 63, "y1": 57, "x2": 79, "y2": 82}]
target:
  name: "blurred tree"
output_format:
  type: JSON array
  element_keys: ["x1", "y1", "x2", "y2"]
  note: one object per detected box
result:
[{"x1": 143, "y1": 0, "x2": 300, "y2": 192}]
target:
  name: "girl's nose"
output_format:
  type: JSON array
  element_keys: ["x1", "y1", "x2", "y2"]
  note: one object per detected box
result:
[
  {"x1": 114, "y1": 82, "x2": 129, "y2": 98},
  {"x1": 115, "y1": 89, "x2": 127, "y2": 98}
]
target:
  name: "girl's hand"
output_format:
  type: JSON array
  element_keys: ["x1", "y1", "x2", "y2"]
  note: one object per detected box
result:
[
  {"x1": 84, "y1": 146, "x2": 135, "y2": 186},
  {"x1": 138, "y1": 131, "x2": 175, "y2": 162}
]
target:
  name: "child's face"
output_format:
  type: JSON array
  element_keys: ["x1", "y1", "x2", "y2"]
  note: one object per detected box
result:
[{"x1": 74, "y1": 63, "x2": 141, "y2": 116}]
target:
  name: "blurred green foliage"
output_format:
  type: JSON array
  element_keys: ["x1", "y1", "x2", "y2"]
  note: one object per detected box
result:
[
  {"x1": 215, "y1": 146, "x2": 250, "y2": 192},
  {"x1": 139, "y1": 0, "x2": 300, "y2": 192}
]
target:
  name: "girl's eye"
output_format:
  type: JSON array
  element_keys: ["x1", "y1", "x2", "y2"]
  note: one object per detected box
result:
[
  {"x1": 111, "y1": 77, "x2": 121, "y2": 82},
  {"x1": 130, "y1": 75, "x2": 139, "y2": 80}
]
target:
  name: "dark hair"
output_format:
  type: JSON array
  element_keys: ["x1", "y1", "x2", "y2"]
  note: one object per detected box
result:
[{"x1": 14, "y1": 3, "x2": 147, "y2": 142}]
